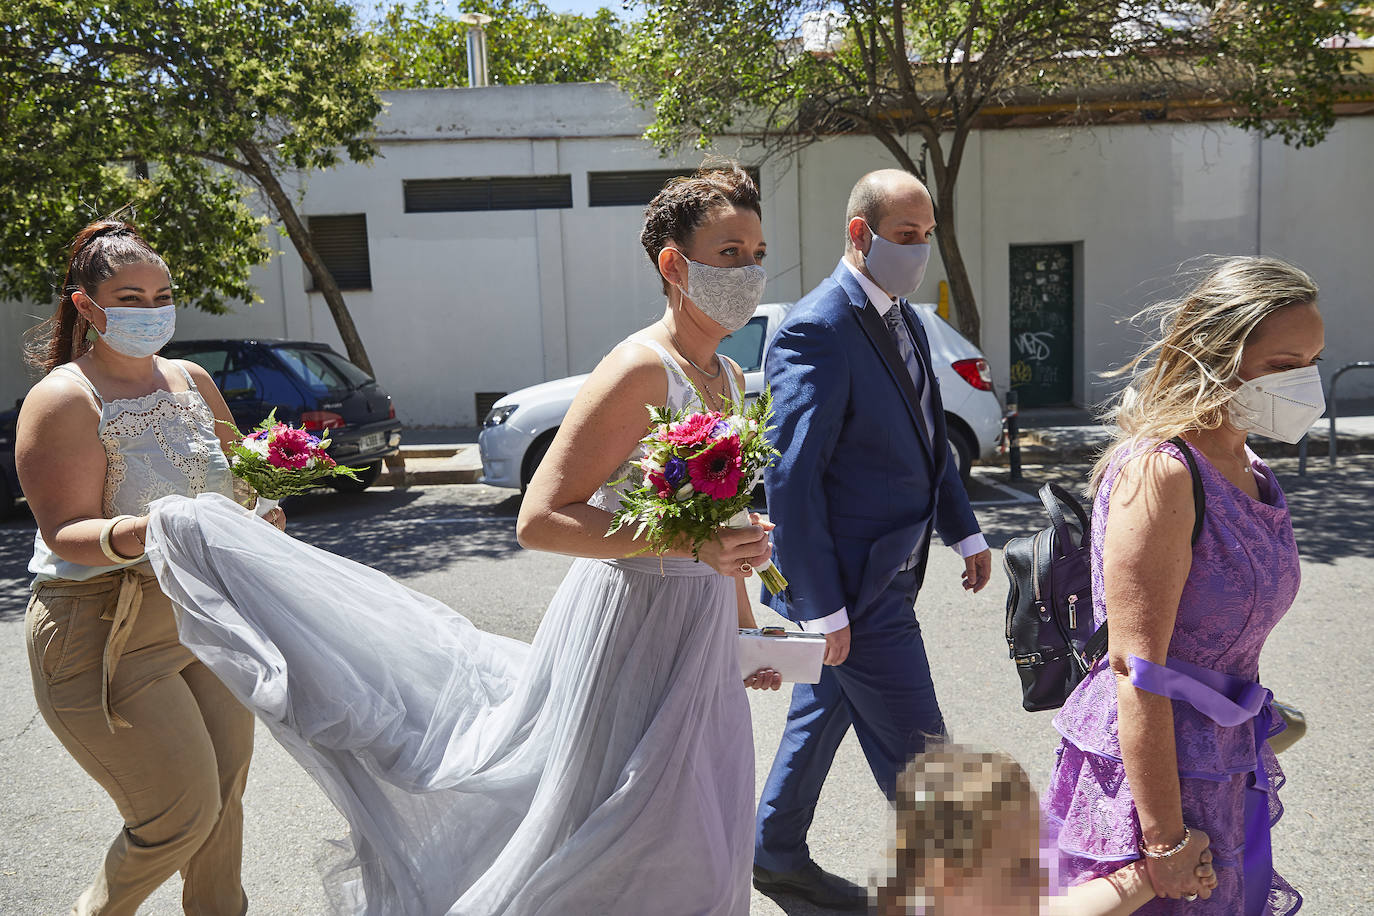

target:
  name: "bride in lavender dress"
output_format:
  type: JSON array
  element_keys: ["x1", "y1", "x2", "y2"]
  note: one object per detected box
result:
[{"x1": 1043, "y1": 257, "x2": 1324, "y2": 914}]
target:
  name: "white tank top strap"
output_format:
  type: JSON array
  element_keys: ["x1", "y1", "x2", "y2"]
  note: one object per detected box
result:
[
  {"x1": 51, "y1": 364, "x2": 105, "y2": 408},
  {"x1": 161, "y1": 357, "x2": 210, "y2": 408},
  {"x1": 170, "y1": 358, "x2": 198, "y2": 390},
  {"x1": 625, "y1": 335, "x2": 693, "y2": 400}
]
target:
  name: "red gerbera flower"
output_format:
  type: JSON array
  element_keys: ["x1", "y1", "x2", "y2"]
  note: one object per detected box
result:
[
  {"x1": 662, "y1": 412, "x2": 722, "y2": 448},
  {"x1": 267, "y1": 426, "x2": 316, "y2": 469},
  {"x1": 686, "y1": 434, "x2": 743, "y2": 499}
]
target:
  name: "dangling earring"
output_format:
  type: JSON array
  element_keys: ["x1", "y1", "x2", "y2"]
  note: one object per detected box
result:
[{"x1": 85, "y1": 324, "x2": 100, "y2": 344}]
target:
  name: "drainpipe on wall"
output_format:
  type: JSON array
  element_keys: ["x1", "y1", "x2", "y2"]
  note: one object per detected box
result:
[{"x1": 458, "y1": 12, "x2": 493, "y2": 88}]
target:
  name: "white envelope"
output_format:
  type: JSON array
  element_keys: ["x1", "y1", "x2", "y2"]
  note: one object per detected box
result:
[{"x1": 738, "y1": 627, "x2": 826, "y2": 684}]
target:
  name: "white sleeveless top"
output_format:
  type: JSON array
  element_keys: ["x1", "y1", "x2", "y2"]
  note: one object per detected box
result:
[
  {"x1": 587, "y1": 337, "x2": 741, "y2": 578},
  {"x1": 29, "y1": 360, "x2": 236, "y2": 583}
]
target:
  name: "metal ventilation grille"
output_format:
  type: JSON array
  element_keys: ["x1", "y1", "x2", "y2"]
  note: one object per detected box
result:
[
  {"x1": 475, "y1": 391, "x2": 506, "y2": 422},
  {"x1": 587, "y1": 169, "x2": 696, "y2": 207},
  {"x1": 404, "y1": 176, "x2": 573, "y2": 212},
  {"x1": 306, "y1": 214, "x2": 372, "y2": 290},
  {"x1": 587, "y1": 167, "x2": 762, "y2": 208}
]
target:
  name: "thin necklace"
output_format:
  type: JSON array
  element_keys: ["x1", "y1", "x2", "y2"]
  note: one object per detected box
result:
[{"x1": 662, "y1": 322, "x2": 721, "y2": 379}]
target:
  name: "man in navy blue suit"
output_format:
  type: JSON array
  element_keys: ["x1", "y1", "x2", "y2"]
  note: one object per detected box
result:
[{"x1": 752, "y1": 170, "x2": 993, "y2": 909}]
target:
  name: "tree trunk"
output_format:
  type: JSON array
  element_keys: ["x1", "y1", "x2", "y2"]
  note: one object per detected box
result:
[
  {"x1": 235, "y1": 141, "x2": 376, "y2": 376},
  {"x1": 925, "y1": 138, "x2": 982, "y2": 348}
]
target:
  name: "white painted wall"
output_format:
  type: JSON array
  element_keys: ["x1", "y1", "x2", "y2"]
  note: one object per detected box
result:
[{"x1": 3, "y1": 84, "x2": 1370, "y2": 424}]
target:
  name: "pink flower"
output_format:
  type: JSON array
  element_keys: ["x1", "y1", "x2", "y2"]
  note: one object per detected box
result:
[
  {"x1": 646, "y1": 469, "x2": 674, "y2": 498},
  {"x1": 662, "y1": 412, "x2": 722, "y2": 448},
  {"x1": 267, "y1": 426, "x2": 316, "y2": 469},
  {"x1": 687, "y1": 434, "x2": 743, "y2": 499}
]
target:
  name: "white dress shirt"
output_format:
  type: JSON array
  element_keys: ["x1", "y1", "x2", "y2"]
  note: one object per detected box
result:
[{"x1": 798, "y1": 261, "x2": 989, "y2": 635}]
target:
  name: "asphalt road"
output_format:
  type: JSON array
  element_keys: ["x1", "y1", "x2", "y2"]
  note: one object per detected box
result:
[{"x1": 1, "y1": 457, "x2": 1370, "y2": 915}]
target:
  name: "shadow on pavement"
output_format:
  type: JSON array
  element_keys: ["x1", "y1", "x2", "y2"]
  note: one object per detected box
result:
[
  {"x1": 969, "y1": 455, "x2": 1374, "y2": 564},
  {"x1": 282, "y1": 487, "x2": 527, "y2": 577},
  {"x1": 0, "y1": 487, "x2": 531, "y2": 619},
  {"x1": 1275, "y1": 457, "x2": 1374, "y2": 565},
  {"x1": 0, "y1": 502, "x2": 36, "y2": 622}
]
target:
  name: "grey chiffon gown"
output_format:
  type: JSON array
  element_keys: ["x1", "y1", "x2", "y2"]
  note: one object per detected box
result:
[{"x1": 143, "y1": 338, "x2": 754, "y2": 915}]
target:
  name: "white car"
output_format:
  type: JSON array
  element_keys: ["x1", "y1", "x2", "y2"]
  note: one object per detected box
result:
[{"x1": 479, "y1": 302, "x2": 1002, "y2": 490}]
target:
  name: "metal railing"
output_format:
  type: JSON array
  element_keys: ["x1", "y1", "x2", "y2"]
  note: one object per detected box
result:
[{"x1": 1297, "y1": 360, "x2": 1374, "y2": 475}]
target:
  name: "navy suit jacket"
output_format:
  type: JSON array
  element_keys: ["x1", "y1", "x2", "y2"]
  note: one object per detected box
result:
[{"x1": 763, "y1": 261, "x2": 980, "y2": 625}]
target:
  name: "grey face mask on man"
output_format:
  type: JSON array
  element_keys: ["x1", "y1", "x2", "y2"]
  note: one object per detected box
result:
[{"x1": 860, "y1": 220, "x2": 930, "y2": 298}]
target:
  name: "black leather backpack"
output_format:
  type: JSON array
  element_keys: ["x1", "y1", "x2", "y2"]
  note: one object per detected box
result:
[{"x1": 1003, "y1": 438, "x2": 1204, "y2": 711}]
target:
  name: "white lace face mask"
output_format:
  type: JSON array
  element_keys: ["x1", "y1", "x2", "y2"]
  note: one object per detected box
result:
[
  {"x1": 1228, "y1": 364, "x2": 1325, "y2": 444},
  {"x1": 673, "y1": 255, "x2": 767, "y2": 332}
]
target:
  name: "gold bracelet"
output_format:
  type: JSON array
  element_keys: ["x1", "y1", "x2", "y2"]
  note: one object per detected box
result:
[
  {"x1": 1140, "y1": 826, "x2": 1191, "y2": 859},
  {"x1": 99, "y1": 515, "x2": 145, "y2": 564}
]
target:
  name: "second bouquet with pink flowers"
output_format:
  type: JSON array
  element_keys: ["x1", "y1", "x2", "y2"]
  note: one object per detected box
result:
[
  {"x1": 221, "y1": 411, "x2": 364, "y2": 517},
  {"x1": 608, "y1": 389, "x2": 788, "y2": 594}
]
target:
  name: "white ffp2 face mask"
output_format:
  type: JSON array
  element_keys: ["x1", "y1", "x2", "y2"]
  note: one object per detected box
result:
[
  {"x1": 1228, "y1": 364, "x2": 1325, "y2": 444},
  {"x1": 676, "y1": 257, "x2": 767, "y2": 332}
]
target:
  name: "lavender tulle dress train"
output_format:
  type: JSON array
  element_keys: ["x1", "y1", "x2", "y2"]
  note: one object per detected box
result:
[
  {"x1": 1043, "y1": 440, "x2": 1301, "y2": 915},
  {"x1": 141, "y1": 340, "x2": 753, "y2": 915}
]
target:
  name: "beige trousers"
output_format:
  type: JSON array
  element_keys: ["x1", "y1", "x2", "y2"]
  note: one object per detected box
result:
[{"x1": 27, "y1": 566, "x2": 254, "y2": 916}]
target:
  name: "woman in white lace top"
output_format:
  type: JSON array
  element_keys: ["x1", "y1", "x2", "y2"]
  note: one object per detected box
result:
[{"x1": 16, "y1": 219, "x2": 284, "y2": 915}]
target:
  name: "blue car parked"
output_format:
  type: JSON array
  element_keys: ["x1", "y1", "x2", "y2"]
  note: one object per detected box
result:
[{"x1": 0, "y1": 402, "x2": 19, "y2": 517}]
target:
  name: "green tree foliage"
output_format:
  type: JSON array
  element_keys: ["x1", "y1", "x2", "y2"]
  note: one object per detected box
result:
[
  {"x1": 621, "y1": 0, "x2": 1369, "y2": 346},
  {"x1": 368, "y1": 0, "x2": 625, "y2": 88},
  {"x1": 1, "y1": 0, "x2": 384, "y2": 373}
]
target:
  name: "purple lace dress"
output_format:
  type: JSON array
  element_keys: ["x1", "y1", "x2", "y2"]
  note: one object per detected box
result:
[{"x1": 1043, "y1": 440, "x2": 1301, "y2": 915}]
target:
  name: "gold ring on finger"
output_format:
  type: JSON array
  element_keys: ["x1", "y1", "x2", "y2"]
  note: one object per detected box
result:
[{"x1": 740, "y1": 563, "x2": 753, "y2": 574}]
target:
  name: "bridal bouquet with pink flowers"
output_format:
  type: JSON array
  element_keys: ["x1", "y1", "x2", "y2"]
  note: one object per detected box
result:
[
  {"x1": 608, "y1": 390, "x2": 788, "y2": 594},
  {"x1": 221, "y1": 411, "x2": 362, "y2": 516}
]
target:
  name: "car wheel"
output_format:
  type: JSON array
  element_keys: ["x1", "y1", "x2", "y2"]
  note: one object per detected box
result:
[
  {"x1": 328, "y1": 461, "x2": 383, "y2": 493},
  {"x1": 520, "y1": 431, "x2": 557, "y2": 492},
  {"x1": 946, "y1": 417, "x2": 976, "y2": 484}
]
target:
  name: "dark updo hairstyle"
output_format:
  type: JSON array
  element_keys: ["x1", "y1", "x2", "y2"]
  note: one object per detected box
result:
[
  {"x1": 640, "y1": 161, "x2": 762, "y2": 295},
  {"x1": 24, "y1": 219, "x2": 168, "y2": 374}
]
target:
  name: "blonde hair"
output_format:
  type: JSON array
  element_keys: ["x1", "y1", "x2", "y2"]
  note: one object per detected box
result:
[
  {"x1": 1089, "y1": 256, "x2": 1318, "y2": 493},
  {"x1": 874, "y1": 747, "x2": 1035, "y2": 913}
]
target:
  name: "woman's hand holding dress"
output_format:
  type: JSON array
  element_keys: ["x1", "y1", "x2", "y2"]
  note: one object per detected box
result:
[{"x1": 1144, "y1": 828, "x2": 1213, "y2": 900}]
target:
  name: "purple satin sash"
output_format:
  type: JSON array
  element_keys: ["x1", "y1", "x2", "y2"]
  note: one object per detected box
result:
[{"x1": 1127, "y1": 655, "x2": 1284, "y2": 916}]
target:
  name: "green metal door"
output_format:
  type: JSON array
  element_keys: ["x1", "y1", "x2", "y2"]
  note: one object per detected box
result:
[{"x1": 1009, "y1": 244, "x2": 1075, "y2": 407}]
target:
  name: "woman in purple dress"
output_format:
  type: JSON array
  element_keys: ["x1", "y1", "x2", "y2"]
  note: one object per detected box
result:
[{"x1": 1043, "y1": 257, "x2": 1326, "y2": 914}]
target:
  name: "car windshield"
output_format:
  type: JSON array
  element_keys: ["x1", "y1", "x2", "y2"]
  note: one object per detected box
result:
[
  {"x1": 317, "y1": 351, "x2": 374, "y2": 388},
  {"x1": 718, "y1": 316, "x2": 768, "y2": 373},
  {"x1": 273, "y1": 347, "x2": 372, "y2": 393}
]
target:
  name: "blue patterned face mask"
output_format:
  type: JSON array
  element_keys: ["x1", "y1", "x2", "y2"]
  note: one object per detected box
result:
[{"x1": 87, "y1": 297, "x2": 177, "y2": 358}]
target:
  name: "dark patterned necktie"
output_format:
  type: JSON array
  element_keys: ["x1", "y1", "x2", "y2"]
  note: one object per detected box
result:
[{"x1": 884, "y1": 303, "x2": 925, "y2": 398}]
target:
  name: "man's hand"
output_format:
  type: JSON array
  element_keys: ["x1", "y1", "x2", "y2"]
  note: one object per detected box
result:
[
  {"x1": 961, "y1": 549, "x2": 992, "y2": 593},
  {"x1": 822, "y1": 625, "x2": 851, "y2": 666}
]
